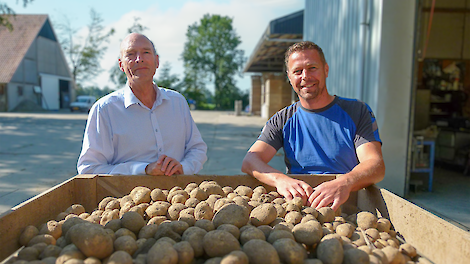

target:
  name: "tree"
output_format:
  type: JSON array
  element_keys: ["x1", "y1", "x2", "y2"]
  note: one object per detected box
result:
[
  {"x1": 155, "y1": 62, "x2": 181, "y2": 91},
  {"x1": 56, "y1": 9, "x2": 114, "y2": 86},
  {"x1": 109, "y1": 17, "x2": 148, "y2": 88},
  {"x1": 0, "y1": 0, "x2": 33, "y2": 31},
  {"x1": 181, "y1": 14, "x2": 246, "y2": 109}
]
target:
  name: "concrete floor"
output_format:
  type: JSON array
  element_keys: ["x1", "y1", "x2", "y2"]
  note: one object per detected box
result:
[{"x1": 407, "y1": 166, "x2": 470, "y2": 232}]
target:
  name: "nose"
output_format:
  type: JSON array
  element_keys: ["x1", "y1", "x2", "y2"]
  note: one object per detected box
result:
[
  {"x1": 135, "y1": 53, "x2": 144, "y2": 63},
  {"x1": 301, "y1": 69, "x2": 309, "y2": 80}
]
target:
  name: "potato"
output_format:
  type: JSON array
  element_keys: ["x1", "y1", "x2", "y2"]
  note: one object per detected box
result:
[
  {"x1": 56, "y1": 244, "x2": 86, "y2": 264},
  {"x1": 356, "y1": 211, "x2": 378, "y2": 230},
  {"x1": 199, "y1": 181, "x2": 224, "y2": 196},
  {"x1": 173, "y1": 241, "x2": 194, "y2": 264},
  {"x1": 189, "y1": 187, "x2": 208, "y2": 201},
  {"x1": 194, "y1": 201, "x2": 213, "y2": 221},
  {"x1": 104, "y1": 219, "x2": 122, "y2": 232},
  {"x1": 120, "y1": 211, "x2": 145, "y2": 234},
  {"x1": 170, "y1": 220, "x2": 189, "y2": 235},
  {"x1": 272, "y1": 238, "x2": 307, "y2": 264},
  {"x1": 167, "y1": 203, "x2": 187, "y2": 221},
  {"x1": 130, "y1": 186, "x2": 151, "y2": 205},
  {"x1": 399, "y1": 243, "x2": 417, "y2": 258},
  {"x1": 115, "y1": 228, "x2": 137, "y2": 240},
  {"x1": 214, "y1": 198, "x2": 234, "y2": 212},
  {"x1": 234, "y1": 186, "x2": 253, "y2": 197},
  {"x1": 256, "y1": 225, "x2": 272, "y2": 239},
  {"x1": 37, "y1": 244, "x2": 62, "y2": 259},
  {"x1": 167, "y1": 190, "x2": 189, "y2": 204},
  {"x1": 365, "y1": 228, "x2": 380, "y2": 242},
  {"x1": 342, "y1": 248, "x2": 369, "y2": 264},
  {"x1": 377, "y1": 217, "x2": 391, "y2": 232},
  {"x1": 239, "y1": 226, "x2": 266, "y2": 245},
  {"x1": 382, "y1": 245, "x2": 406, "y2": 264},
  {"x1": 250, "y1": 203, "x2": 277, "y2": 226},
  {"x1": 147, "y1": 216, "x2": 167, "y2": 226},
  {"x1": 106, "y1": 250, "x2": 133, "y2": 264},
  {"x1": 220, "y1": 250, "x2": 249, "y2": 264},
  {"x1": 222, "y1": 186, "x2": 234, "y2": 195},
  {"x1": 66, "y1": 204, "x2": 86, "y2": 215},
  {"x1": 20, "y1": 225, "x2": 40, "y2": 246},
  {"x1": 178, "y1": 209, "x2": 196, "y2": 226},
  {"x1": 17, "y1": 246, "x2": 40, "y2": 261},
  {"x1": 68, "y1": 223, "x2": 114, "y2": 259},
  {"x1": 316, "y1": 235, "x2": 343, "y2": 264},
  {"x1": 146, "y1": 201, "x2": 171, "y2": 218},
  {"x1": 213, "y1": 203, "x2": 250, "y2": 228},
  {"x1": 284, "y1": 211, "x2": 302, "y2": 225},
  {"x1": 98, "y1": 197, "x2": 115, "y2": 210},
  {"x1": 203, "y1": 230, "x2": 241, "y2": 258},
  {"x1": 301, "y1": 206, "x2": 319, "y2": 218},
  {"x1": 113, "y1": 236, "x2": 138, "y2": 256},
  {"x1": 194, "y1": 219, "x2": 215, "y2": 232},
  {"x1": 154, "y1": 222, "x2": 181, "y2": 242},
  {"x1": 146, "y1": 240, "x2": 178, "y2": 264},
  {"x1": 291, "y1": 220, "x2": 322, "y2": 246},
  {"x1": 105, "y1": 200, "x2": 121, "y2": 211},
  {"x1": 335, "y1": 223, "x2": 355, "y2": 238},
  {"x1": 242, "y1": 239, "x2": 280, "y2": 264},
  {"x1": 182, "y1": 226, "x2": 207, "y2": 258},
  {"x1": 27, "y1": 234, "x2": 56, "y2": 247},
  {"x1": 184, "y1": 197, "x2": 199, "y2": 208},
  {"x1": 100, "y1": 210, "x2": 119, "y2": 226},
  {"x1": 267, "y1": 229, "x2": 295, "y2": 244},
  {"x1": 317, "y1": 207, "x2": 335, "y2": 224},
  {"x1": 217, "y1": 223, "x2": 241, "y2": 240},
  {"x1": 150, "y1": 188, "x2": 167, "y2": 202}
]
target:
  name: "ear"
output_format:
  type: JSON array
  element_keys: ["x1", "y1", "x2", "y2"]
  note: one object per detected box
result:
[
  {"x1": 118, "y1": 58, "x2": 124, "y2": 72},
  {"x1": 155, "y1": 54, "x2": 160, "y2": 69},
  {"x1": 324, "y1": 63, "x2": 329, "y2": 78}
]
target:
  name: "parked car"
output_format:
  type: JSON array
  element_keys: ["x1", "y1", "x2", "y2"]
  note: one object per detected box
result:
[{"x1": 70, "y1": 95, "x2": 96, "y2": 112}]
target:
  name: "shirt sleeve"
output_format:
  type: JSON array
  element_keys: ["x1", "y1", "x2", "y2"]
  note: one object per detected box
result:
[
  {"x1": 77, "y1": 104, "x2": 148, "y2": 175},
  {"x1": 179, "y1": 103, "x2": 207, "y2": 174}
]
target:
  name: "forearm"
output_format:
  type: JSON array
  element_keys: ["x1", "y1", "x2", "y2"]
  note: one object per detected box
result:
[
  {"x1": 339, "y1": 157, "x2": 385, "y2": 192},
  {"x1": 241, "y1": 152, "x2": 288, "y2": 188}
]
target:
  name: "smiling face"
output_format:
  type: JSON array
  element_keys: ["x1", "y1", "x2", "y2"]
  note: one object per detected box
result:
[
  {"x1": 287, "y1": 48, "x2": 330, "y2": 107},
  {"x1": 119, "y1": 33, "x2": 159, "y2": 85}
]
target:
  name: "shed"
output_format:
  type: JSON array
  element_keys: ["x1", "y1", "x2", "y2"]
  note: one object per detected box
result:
[{"x1": 0, "y1": 14, "x2": 73, "y2": 111}]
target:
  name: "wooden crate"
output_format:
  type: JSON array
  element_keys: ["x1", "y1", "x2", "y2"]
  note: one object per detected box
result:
[{"x1": 0, "y1": 174, "x2": 469, "y2": 264}]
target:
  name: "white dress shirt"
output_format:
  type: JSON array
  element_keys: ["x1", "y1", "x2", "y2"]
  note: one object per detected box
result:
[{"x1": 77, "y1": 84, "x2": 207, "y2": 175}]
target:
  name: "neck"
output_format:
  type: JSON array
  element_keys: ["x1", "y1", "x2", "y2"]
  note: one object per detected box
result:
[
  {"x1": 129, "y1": 81, "x2": 156, "y2": 108},
  {"x1": 300, "y1": 94, "x2": 335, "y2": 110}
]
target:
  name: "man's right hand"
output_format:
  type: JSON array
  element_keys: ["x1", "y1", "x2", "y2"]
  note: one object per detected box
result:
[
  {"x1": 274, "y1": 175, "x2": 314, "y2": 206},
  {"x1": 145, "y1": 155, "x2": 183, "y2": 176}
]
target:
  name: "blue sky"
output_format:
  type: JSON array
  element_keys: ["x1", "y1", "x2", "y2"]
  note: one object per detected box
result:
[{"x1": 7, "y1": 0, "x2": 305, "y2": 92}]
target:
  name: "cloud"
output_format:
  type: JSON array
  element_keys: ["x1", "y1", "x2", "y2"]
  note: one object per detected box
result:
[{"x1": 87, "y1": 0, "x2": 303, "y2": 91}]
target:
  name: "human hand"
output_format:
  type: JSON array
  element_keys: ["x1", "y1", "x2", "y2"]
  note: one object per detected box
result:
[
  {"x1": 308, "y1": 178, "x2": 352, "y2": 211},
  {"x1": 145, "y1": 155, "x2": 184, "y2": 176},
  {"x1": 275, "y1": 176, "x2": 314, "y2": 206}
]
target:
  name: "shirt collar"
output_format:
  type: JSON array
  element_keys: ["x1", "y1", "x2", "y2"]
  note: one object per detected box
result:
[{"x1": 123, "y1": 83, "x2": 169, "y2": 109}]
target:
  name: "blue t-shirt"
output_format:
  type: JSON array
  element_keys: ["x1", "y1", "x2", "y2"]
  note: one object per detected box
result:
[{"x1": 258, "y1": 96, "x2": 381, "y2": 174}]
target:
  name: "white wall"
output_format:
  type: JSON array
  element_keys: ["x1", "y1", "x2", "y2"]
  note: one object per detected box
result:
[{"x1": 304, "y1": 0, "x2": 418, "y2": 196}]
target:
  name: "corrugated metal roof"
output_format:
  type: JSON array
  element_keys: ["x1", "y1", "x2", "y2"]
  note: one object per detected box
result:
[
  {"x1": 244, "y1": 10, "x2": 303, "y2": 73},
  {"x1": 0, "y1": 14, "x2": 48, "y2": 83}
]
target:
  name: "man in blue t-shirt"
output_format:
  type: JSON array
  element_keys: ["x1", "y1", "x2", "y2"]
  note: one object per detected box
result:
[{"x1": 241, "y1": 41, "x2": 385, "y2": 211}]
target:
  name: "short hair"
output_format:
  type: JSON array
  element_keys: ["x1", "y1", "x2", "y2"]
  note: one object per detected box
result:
[{"x1": 284, "y1": 41, "x2": 327, "y2": 68}]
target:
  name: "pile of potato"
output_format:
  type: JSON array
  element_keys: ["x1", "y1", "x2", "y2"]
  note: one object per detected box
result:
[{"x1": 11, "y1": 181, "x2": 432, "y2": 264}]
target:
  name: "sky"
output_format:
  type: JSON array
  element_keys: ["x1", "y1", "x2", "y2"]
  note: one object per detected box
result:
[{"x1": 7, "y1": 0, "x2": 305, "y2": 92}]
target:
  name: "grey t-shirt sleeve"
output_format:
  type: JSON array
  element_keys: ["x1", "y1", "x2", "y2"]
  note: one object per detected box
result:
[{"x1": 257, "y1": 103, "x2": 298, "y2": 151}]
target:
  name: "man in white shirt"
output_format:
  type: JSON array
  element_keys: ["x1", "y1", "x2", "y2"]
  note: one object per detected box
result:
[{"x1": 77, "y1": 33, "x2": 207, "y2": 176}]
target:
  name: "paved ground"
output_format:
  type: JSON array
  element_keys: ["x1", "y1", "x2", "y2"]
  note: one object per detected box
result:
[{"x1": 0, "y1": 110, "x2": 284, "y2": 215}]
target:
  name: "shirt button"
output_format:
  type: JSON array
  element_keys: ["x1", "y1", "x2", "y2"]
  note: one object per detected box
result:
[
  {"x1": 155, "y1": 129, "x2": 158, "y2": 132},
  {"x1": 159, "y1": 148, "x2": 162, "y2": 151}
]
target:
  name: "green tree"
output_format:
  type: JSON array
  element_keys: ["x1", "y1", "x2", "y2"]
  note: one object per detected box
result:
[
  {"x1": 181, "y1": 14, "x2": 245, "y2": 109},
  {"x1": 56, "y1": 9, "x2": 114, "y2": 86},
  {"x1": 0, "y1": 0, "x2": 33, "y2": 31},
  {"x1": 181, "y1": 66, "x2": 211, "y2": 109},
  {"x1": 109, "y1": 17, "x2": 148, "y2": 88},
  {"x1": 156, "y1": 62, "x2": 181, "y2": 91}
]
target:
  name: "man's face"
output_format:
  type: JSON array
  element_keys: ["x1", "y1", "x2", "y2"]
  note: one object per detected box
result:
[
  {"x1": 287, "y1": 49, "x2": 329, "y2": 102},
  {"x1": 119, "y1": 34, "x2": 159, "y2": 83}
]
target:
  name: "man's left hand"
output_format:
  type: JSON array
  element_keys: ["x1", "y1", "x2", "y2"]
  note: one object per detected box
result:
[
  {"x1": 308, "y1": 177, "x2": 352, "y2": 211},
  {"x1": 146, "y1": 155, "x2": 184, "y2": 176}
]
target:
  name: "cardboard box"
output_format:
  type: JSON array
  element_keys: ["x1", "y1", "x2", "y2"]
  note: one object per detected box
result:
[{"x1": 1, "y1": 174, "x2": 469, "y2": 264}]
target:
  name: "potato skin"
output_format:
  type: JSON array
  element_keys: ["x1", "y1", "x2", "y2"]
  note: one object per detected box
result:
[
  {"x1": 242, "y1": 239, "x2": 280, "y2": 264},
  {"x1": 272, "y1": 238, "x2": 307, "y2": 264},
  {"x1": 212, "y1": 203, "x2": 249, "y2": 228},
  {"x1": 203, "y1": 230, "x2": 241, "y2": 258},
  {"x1": 316, "y1": 236, "x2": 343, "y2": 264},
  {"x1": 146, "y1": 240, "x2": 178, "y2": 264},
  {"x1": 68, "y1": 223, "x2": 114, "y2": 259},
  {"x1": 250, "y1": 203, "x2": 277, "y2": 226}
]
